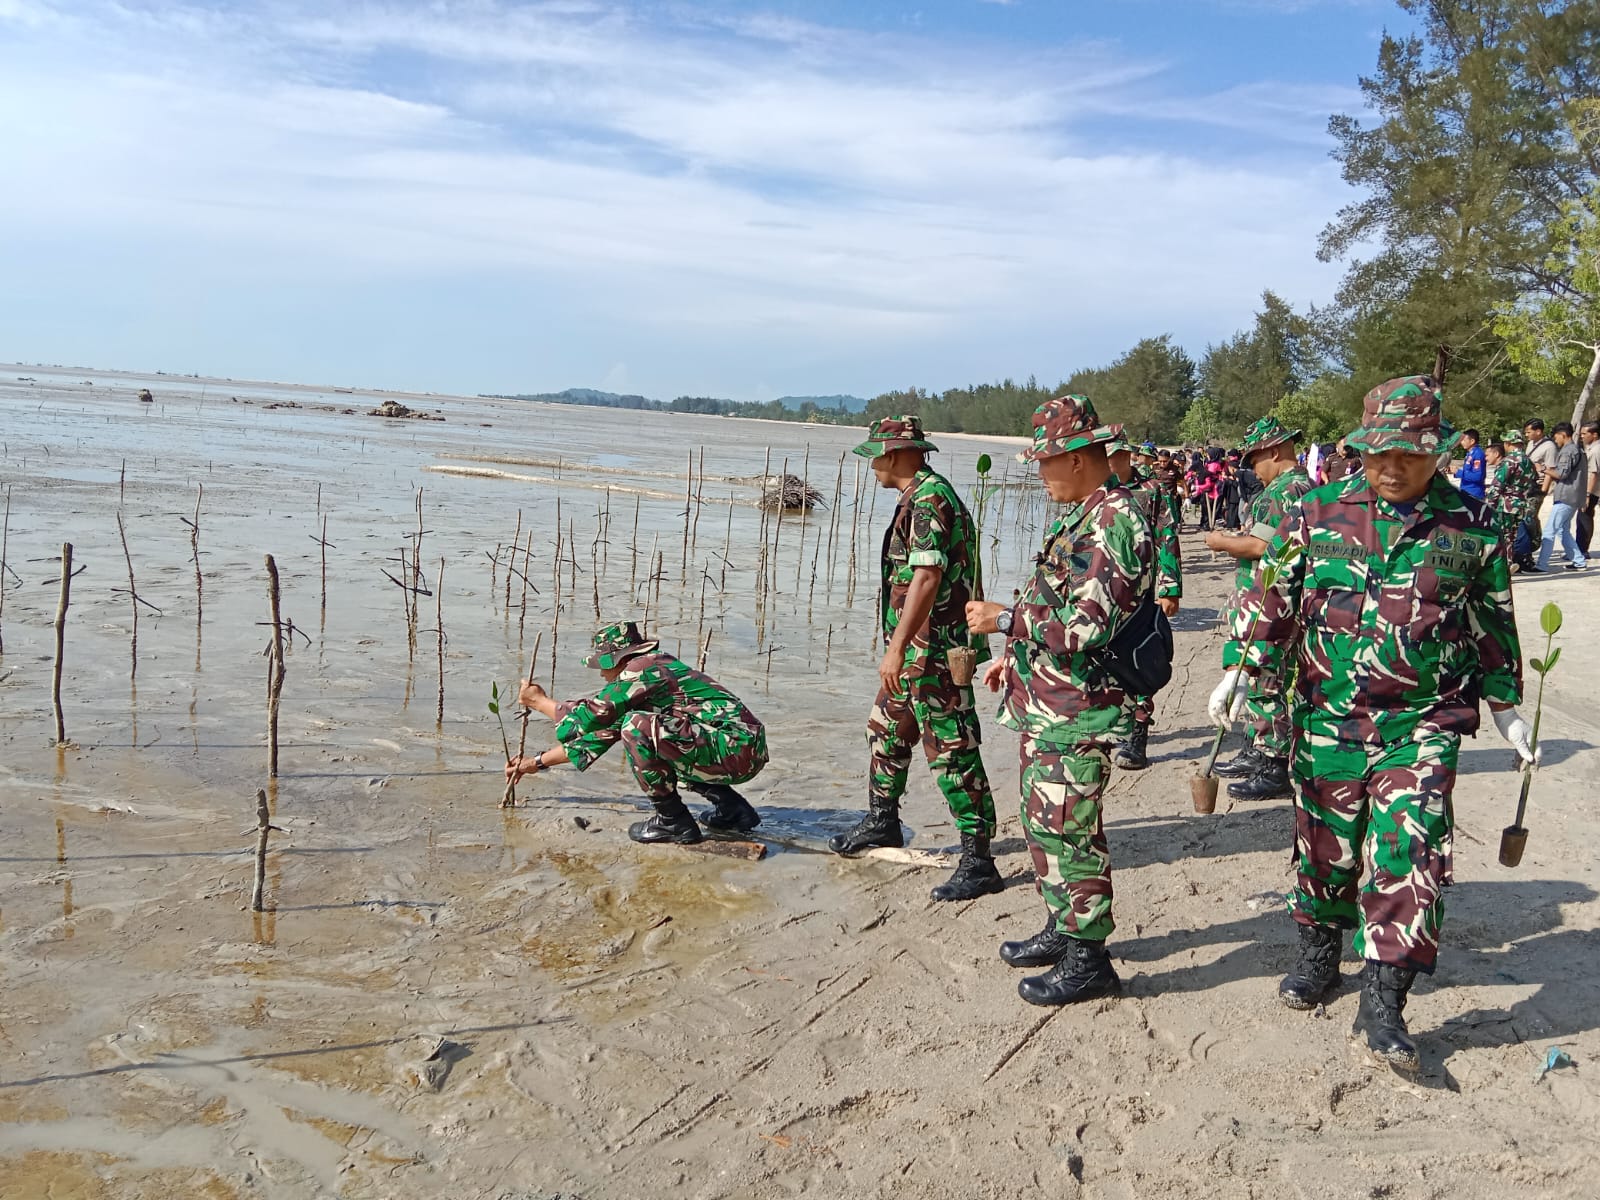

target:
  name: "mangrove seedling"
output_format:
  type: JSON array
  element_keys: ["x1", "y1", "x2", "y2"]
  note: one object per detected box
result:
[{"x1": 1500, "y1": 600, "x2": 1562, "y2": 867}]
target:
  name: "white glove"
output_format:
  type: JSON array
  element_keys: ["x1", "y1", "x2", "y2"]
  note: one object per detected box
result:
[
  {"x1": 1208, "y1": 669, "x2": 1250, "y2": 727},
  {"x1": 1492, "y1": 707, "x2": 1541, "y2": 769}
]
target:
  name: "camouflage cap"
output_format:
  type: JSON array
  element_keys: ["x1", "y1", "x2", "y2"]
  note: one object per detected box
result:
[
  {"x1": 1502, "y1": 428, "x2": 1526, "y2": 445},
  {"x1": 1105, "y1": 425, "x2": 1133, "y2": 456},
  {"x1": 1343, "y1": 375, "x2": 1461, "y2": 456},
  {"x1": 1235, "y1": 415, "x2": 1300, "y2": 463},
  {"x1": 581, "y1": 620, "x2": 659, "y2": 670},
  {"x1": 851, "y1": 414, "x2": 938, "y2": 459},
  {"x1": 1017, "y1": 395, "x2": 1120, "y2": 462},
  {"x1": 1138, "y1": 441, "x2": 1158, "y2": 458}
]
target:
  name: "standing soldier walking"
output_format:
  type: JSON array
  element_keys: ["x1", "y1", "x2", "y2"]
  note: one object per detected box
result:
[
  {"x1": 828, "y1": 415, "x2": 1002, "y2": 903},
  {"x1": 1203, "y1": 417, "x2": 1314, "y2": 801},
  {"x1": 1216, "y1": 378, "x2": 1538, "y2": 1071},
  {"x1": 1106, "y1": 435, "x2": 1181, "y2": 770},
  {"x1": 967, "y1": 397, "x2": 1154, "y2": 1006}
]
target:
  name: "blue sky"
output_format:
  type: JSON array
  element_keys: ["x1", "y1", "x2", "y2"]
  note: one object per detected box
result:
[{"x1": 0, "y1": 0, "x2": 1408, "y2": 401}]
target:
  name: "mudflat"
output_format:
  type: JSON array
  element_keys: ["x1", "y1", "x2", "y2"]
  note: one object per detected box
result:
[{"x1": 1, "y1": 366, "x2": 1596, "y2": 1199}]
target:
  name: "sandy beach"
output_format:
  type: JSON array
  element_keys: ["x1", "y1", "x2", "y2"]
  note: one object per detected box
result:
[{"x1": 1, "y1": 365, "x2": 1597, "y2": 1199}]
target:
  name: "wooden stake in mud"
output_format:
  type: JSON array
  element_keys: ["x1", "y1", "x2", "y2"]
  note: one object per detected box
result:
[
  {"x1": 435, "y1": 556, "x2": 446, "y2": 727},
  {"x1": 794, "y1": 443, "x2": 810, "y2": 591},
  {"x1": 265, "y1": 554, "x2": 287, "y2": 778},
  {"x1": 772, "y1": 455, "x2": 789, "y2": 596},
  {"x1": 115, "y1": 511, "x2": 145, "y2": 680},
  {"x1": 249, "y1": 788, "x2": 275, "y2": 912},
  {"x1": 51, "y1": 542, "x2": 72, "y2": 745},
  {"x1": 689, "y1": 447, "x2": 705, "y2": 569},
  {"x1": 698, "y1": 628, "x2": 713, "y2": 672},
  {"x1": 119, "y1": 458, "x2": 126, "y2": 504},
  {"x1": 502, "y1": 635, "x2": 542, "y2": 808},
  {"x1": 846, "y1": 459, "x2": 863, "y2": 607},
  {"x1": 178, "y1": 484, "x2": 203, "y2": 639},
  {"x1": 316, "y1": 514, "x2": 331, "y2": 628},
  {"x1": 519, "y1": 529, "x2": 533, "y2": 648},
  {"x1": 629, "y1": 494, "x2": 641, "y2": 594},
  {"x1": 681, "y1": 450, "x2": 693, "y2": 583},
  {"x1": 0, "y1": 485, "x2": 10, "y2": 656},
  {"x1": 505, "y1": 509, "x2": 522, "y2": 613}
]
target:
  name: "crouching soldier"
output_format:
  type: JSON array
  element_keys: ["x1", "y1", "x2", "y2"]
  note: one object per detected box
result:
[{"x1": 505, "y1": 620, "x2": 768, "y2": 845}]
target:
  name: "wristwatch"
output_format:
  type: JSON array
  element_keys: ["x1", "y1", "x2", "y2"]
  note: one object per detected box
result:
[{"x1": 995, "y1": 608, "x2": 1015, "y2": 637}]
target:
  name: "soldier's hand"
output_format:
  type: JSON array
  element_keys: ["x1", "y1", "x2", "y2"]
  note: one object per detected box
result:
[
  {"x1": 1204, "y1": 531, "x2": 1228, "y2": 553},
  {"x1": 965, "y1": 600, "x2": 1004, "y2": 634},
  {"x1": 518, "y1": 682, "x2": 548, "y2": 709},
  {"x1": 1207, "y1": 669, "x2": 1249, "y2": 727},
  {"x1": 981, "y1": 660, "x2": 1006, "y2": 693},
  {"x1": 879, "y1": 646, "x2": 908, "y2": 697},
  {"x1": 1491, "y1": 706, "x2": 1541, "y2": 769},
  {"x1": 505, "y1": 754, "x2": 542, "y2": 782},
  {"x1": 1157, "y1": 597, "x2": 1179, "y2": 619}
]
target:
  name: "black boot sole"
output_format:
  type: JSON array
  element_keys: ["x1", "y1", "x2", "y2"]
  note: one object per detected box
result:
[
  {"x1": 930, "y1": 871, "x2": 1004, "y2": 902},
  {"x1": 1000, "y1": 942, "x2": 1073, "y2": 968},
  {"x1": 1018, "y1": 973, "x2": 1121, "y2": 1007},
  {"x1": 826, "y1": 832, "x2": 905, "y2": 855},
  {"x1": 1113, "y1": 755, "x2": 1148, "y2": 771},
  {"x1": 1278, "y1": 975, "x2": 1340, "y2": 1010},
  {"x1": 702, "y1": 812, "x2": 762, "y2": 832},
  {"x1": 628, "y1": 820, "x2": 703, "y2": 845},
  {"x1": 1352, "y1": 1033, "x2": 1420, "y2": 1073}
]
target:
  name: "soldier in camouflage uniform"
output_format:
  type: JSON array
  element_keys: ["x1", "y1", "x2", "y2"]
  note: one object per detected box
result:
[
  {"x1": 1217, "y1": 377, "x2": 1538, "y2": 1071},
  {"x1": 506, "y1": 620, "x2": 768, "y2": 845},
  {"x1": 828, "y1": 415, "x2": 1002, "y2": 903},
  {"x1": 967, "y1": 396, "x2": 1155, "y2": 1006},
  {"x1": 1203, "y1": 416, "x2": 1315, "y2": 802},
  {"x1": 1105, "y1": 435, "x2": 1181, "y2": 770},
  {"x1": 1493, "y1": 429, "x2": 1541, "y2": 571}
]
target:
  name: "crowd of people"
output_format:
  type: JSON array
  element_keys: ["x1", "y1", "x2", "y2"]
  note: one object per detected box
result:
[{"x1": 500, "y1": 375, "x2": 1568, "y2": 1077}]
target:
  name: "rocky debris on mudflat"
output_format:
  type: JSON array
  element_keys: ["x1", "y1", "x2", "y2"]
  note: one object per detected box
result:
[{"x1": 369, "y1": 399, "x2": 445, "y2": 421}]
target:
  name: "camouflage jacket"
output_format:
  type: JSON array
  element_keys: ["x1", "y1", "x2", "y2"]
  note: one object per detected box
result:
[
  {"x1": 1236, "y1": 473, "x2": 1523, "y2": 741},
  {"x1": 880, "y1": 467, "x2": 989, "y2": 665},
  {"x1": 1222, "y1": 466, "x2": 1315, "y2": 668},
  {"x1": 554, "y1": 652, "x2": 764, "y2": 770},
  {"x1": 1121, "y1": 465, "x2": 1182, "y2": 599},
  {"x1": 1489, "y1": 452, "x2": 1539, "y2": 532},
  {"x1": 996, "y1": 483, "x2": 1155, "y2": 744}
]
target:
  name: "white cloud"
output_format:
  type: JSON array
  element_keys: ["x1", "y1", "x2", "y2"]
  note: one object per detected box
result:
[{"x1": 0, "y1": 0, "x2": 1351, "y2": 396}]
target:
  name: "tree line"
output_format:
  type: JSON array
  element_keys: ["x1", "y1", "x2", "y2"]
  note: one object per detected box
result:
[{"x1": 872, "y1": 0, "x2": 1600, "y2": 446}]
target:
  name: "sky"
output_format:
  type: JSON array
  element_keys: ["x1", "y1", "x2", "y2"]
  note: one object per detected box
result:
[{"x1": 0, "y1": 0, "x2": 1410, "y2": 401}]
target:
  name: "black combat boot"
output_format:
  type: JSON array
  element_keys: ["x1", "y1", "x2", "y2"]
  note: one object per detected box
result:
[
  {"x1": 1228, "y1": 755, "x2": 1292, "y2": 801},
  {"x1": 929, "y1": 833, "x2": 1004, "y2": 902},
  {"x1": 1278, "y1": 923, "x2": 1343, "y2": 1009},
  {"x1": 1351, "y1": 962, "x2": 1420, "y2": 1072},
  {"x1": 628, "y1": 793, "x2": 704, "y2": 845},
  {"x1": 692, "y1": 783, "x2": 762, "y2": 832},
  {"x1": 1017, "y1": 937, "x2": 1120, "y2": 1006},
  {"x1": 1212, "y1": 745, "x2": 1265, "y2": 779},
  {"x1": 827, "y1": 796, "x2": 904, "y2": 855},
  {"x1": 999, "y1": 916, "x2": 1074, "y2": 968},
  {"x1": 1113, "y1": 721, "x2": 1150, "y2": 770}
]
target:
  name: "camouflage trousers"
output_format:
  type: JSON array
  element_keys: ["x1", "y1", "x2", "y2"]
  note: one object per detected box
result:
[
  {"x1": 1243, "y1": 680, "x2": 1292, "y2": 759},
  {"x1": 1018, "y1": 735, "x2": 1113, "y2": 942},
  {"x1": 571, "y1": 713, "x2": 768, "y2": 800},
  {"x1": 1288, "y1": 723, "x2": 1458, "y2": 973},
  {"x1": 867, "y1": 659, "x2": 995, "y2": 837}
]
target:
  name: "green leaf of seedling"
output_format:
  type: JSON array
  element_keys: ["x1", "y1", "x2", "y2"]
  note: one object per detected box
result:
[
  {"x1": 1542, "y1": 647, "x2": 1560, "y2": 673},
  {"x1": 1540, "y1": 601, "x2": 1563, "y2": 637},
  {"x1": 488, "y1": 701, "x2": 499, "y2": 715},
  {"x1": 1531, "y1": 657, "x2": 1545, "y2": 674},
  {"x1": 977, "y1": 453, "x2": 992, "y2": 475},
  {"x1": 492, "y1": 681, "x2": 500, "y2": 699}
]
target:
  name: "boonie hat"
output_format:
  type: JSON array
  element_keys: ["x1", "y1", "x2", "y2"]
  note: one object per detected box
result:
[
  {"x1": 852, "y1": 415, "x2": 939, "y2": 459},
  {"x1": 582, "y1": 620, "x2": 659, "y2": 670},
  {"x1": 1018, "y1": 395, "x2": 1121, "y2": 462},
  {"x1": 1344, "y1": 375, "x2": 1461, "y2": 456}
]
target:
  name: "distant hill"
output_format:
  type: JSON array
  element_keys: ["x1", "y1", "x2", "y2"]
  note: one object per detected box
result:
[{"x1": 481, "y1": 387, "x2": 869, "y2": 425}]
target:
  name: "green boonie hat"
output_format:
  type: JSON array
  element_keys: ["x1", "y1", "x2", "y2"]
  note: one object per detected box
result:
[
  {"x1": 851, "y1": 414, "x2": 938, "y2": 459},
  {"x1": 1018, "y1": 395, "x2": 1121, "y2": 462},
  {"x1": 1343, "y1": 375, "x2": 1460, "y2": 456},
  {"x1": 1138, "y1": 441, "x2": 1157, "y2": 457},
  {"x1": 1105, "y1": 425, "x2": 1133, "y2": 455},
  {"x1": 1235, "y1": 415, "x2": 1300, "y2": 462},
  {"x1": 1502, "y1": 428, "x2": 1526, "y2": 445},
  {"x1": 582, "y1": 620, "x2": 659, "y2": 670}
]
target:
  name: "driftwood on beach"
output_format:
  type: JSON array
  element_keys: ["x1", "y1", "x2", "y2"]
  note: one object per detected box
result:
[{"x1": 757, "y1": 473, "x2": 825, "y2": 513}]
